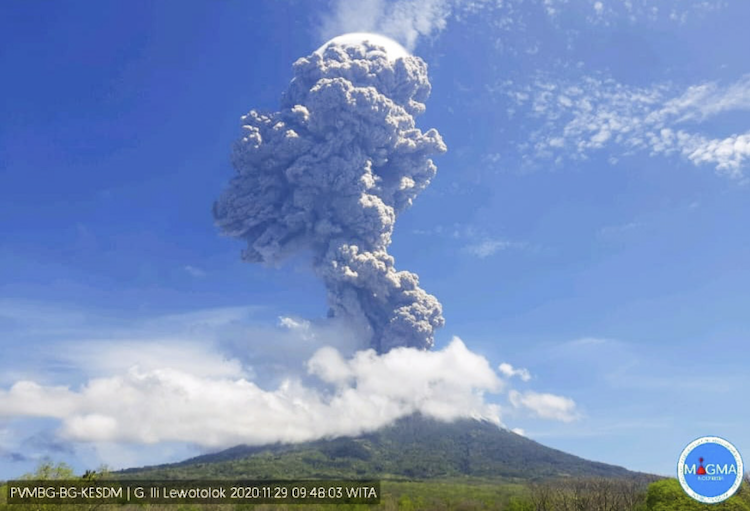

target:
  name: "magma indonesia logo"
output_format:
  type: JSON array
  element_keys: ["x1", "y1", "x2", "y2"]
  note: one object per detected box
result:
[{"x1": 678, "y1": 436, "x2": 744, "y2": 504}]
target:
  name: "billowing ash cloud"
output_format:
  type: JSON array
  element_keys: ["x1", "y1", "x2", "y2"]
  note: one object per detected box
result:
[{"x1": 213, "y1": 35, "x2": 446, "y2": 353}]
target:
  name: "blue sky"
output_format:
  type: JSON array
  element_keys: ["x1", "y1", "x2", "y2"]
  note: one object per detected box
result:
[{"x1": 1, "y1": 0, "x2": 749, "y2": 479}]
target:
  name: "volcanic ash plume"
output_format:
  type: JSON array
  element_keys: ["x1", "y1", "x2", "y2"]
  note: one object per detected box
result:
[{"x1": 214, "y1": 36, "x2": 446, "y2": 353}]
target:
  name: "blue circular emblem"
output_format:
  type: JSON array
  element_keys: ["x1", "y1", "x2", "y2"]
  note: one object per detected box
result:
[{"x1": 677, "y1": 436, "x2": 744, "y2": 504}]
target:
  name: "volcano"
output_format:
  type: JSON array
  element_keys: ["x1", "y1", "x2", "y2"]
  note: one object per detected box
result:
[{"x1": 117, "y1": 414, "x2": 645, "y2": 481}]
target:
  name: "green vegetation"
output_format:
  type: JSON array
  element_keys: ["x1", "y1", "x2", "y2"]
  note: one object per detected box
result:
[
  {"x1": 517, "y1": 475, "x2": 750, "y2": 510},
  {"x1": 0, "y1": 461, "x2": 110, "y2": 511},
  {"x1": 644, "y1": 477, "x2": 750, "y2": 511},
  {"x1": 2, "y1": 418, "x2": 748, "y2": 510},
  {"x1": 2, "y1": 462, "x2": 749, "y2": 510},
  {"x1": 118, "y1": 415, "x2": 638, "y2": 481}
]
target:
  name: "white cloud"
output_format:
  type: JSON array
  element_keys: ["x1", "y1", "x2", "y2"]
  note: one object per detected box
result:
[
  {"x1": 149, "y1": 305, "x2": 258, "y2": 330},
  {"x1": 0, "y1": 338, "x2": 505, "y2": 447},
  {"x1": 681, "y1": 132, "x2": 750, "y2": 178},
  {"x1": 0, "y1": 382, "x2": 80, "y2": 419},
  {"x1": 0, "y1": 300, "x2": 362, "y2": 389},
  {"x1": 508, "y1": 389, "x2": 580, "y2": 422},
  {"x1": 464, "y1": 239, "x2": 523, "y2": 258},
  {"x1": 511, "y1": 427, "x2": 526, "y2": 436},
  {"x1": 498, "y1": 362, "x2": 532, "y2": 381},
  {"x1": 656, "y1": 76, "x2": 750, "y2": 123},
  {"x1": 12, "y1": 305, "x2": 260, "y2": 348},
  {"x1": 0, "y1": 301, "x2": 579, "y2": 465},
  {"x1": 278, "y1": 315, "x2": 313, "y2": 333},
  {"x1": 277, "y1": 315, "x2": 318, "y2": 342},
  {"x1": 183, "y1": 265, "x2": 206, "y2": 278},
  {"x1": 577, "y1": 0, "x2": 726, "y2": 24},
  {"x1": 318, "y1": 0, "x2": 728, "y2": 56},
  {"x1": 0, "y1": 299, "x2": 93, "y2": 329},
  {"x1": 58, "y1": 340, "x2": 246, "y2": 380},
  {"x1": 566, "y1": 336, "x2": 613, "y2": 347},
  {"x1": 319, "y1": 0, "x2": 452, "y2": 51},
  {"x1": 412, "y1": 223, "x2": 527, "y2": 258},
  {"x1": 506, "y1": 73, "x2": 750, "y2": 180}
]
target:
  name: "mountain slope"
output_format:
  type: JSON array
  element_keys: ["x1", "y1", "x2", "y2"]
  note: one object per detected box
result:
[{"x1": 118, "y1": 414, "x2": 643, "y2": 481}]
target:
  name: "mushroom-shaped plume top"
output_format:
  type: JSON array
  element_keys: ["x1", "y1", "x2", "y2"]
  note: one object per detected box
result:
[{"x1": 315, "y1": 33, "x2": 410, "y2": 62}]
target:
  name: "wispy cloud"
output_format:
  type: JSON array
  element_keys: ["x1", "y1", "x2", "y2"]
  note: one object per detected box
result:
[
  {"x1": 149, "y1": 305, "x2": 259, "y2": 330},
  {"x1": 183, "y1": 265, "x2": 206, "y2": 278},
  {"x1": 526, "y1": 416, "x2": 675, "y2": 439},
  {"x1": 508, "y1": 389, "x2": 580, "y2": 422},
  {"x1": 573, "y1": 0, "x2": 728, "y2": 25},
  {"x1": 0, "y1": 300, "x2": 259, "y2": 341},
  {"x1": 464, "y1": 239, "x2": 526, "y2": 258},
  {"x1": 565, "y1": 337, "x2": 614, "y2": 348},
  {"x1": 498, "y1": 362, "x2": 532, "y2": 382},
  {"x1": 598, "y1": 221, "x2": 642, "y2": 238},
  {"x1": 319, "y1": 0, "x2": 728, "y2": 52},
  {"x1": 511, "y1": 427, "x2": 526, "y2": 436},
  {"x1": 319, "y1": 0, "x2": 452, "y2": 50},
  {"x1": 503, "y1": 73, "x2": 750, "y2": 180},
  {"x1": 413, "y1": 223, "x2": 528, "y2": 259},
  {"x1": 603, "y1": 366, "x2": 744, "y2": 394},
  {"x1": 278, "y1": 315, "x2": 315, "y2": 341},
  {"x1": 58, "y1": 340, "x2": 246, "y2": 380},
  {"x1": 0, "y1": 299, "x2": 97, "y2": 329}
]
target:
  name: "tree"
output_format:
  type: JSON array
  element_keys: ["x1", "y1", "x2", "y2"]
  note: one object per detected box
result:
[
  {"x1": 738, "y1": 473, "x2": 750, "y2": 505},
  {"x1": 506, "y1": 496, "x2": 534, "y2": 511},
  {"x1": 0, "y1": 462, "x2": 116, "y2": 511},
  {"x1": 528, "y1": 481, "x2": 555, "y2": 511},
  {"x1": 646, "y1": 478, "x2": 750, "y2": 511},
  {"x1": 20, "y1": 460, "x2": 76, "y2": 481}
]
